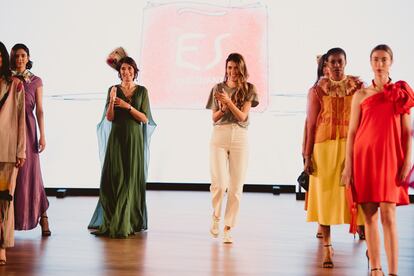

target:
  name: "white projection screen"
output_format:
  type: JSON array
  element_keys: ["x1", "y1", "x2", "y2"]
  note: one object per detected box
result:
[{"x1": 1, "y1": 0, "x2": 414, "y2": 193}]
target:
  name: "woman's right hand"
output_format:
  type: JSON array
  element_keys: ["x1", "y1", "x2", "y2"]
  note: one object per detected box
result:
[
  {"x1": 341, "y1": 166, "x2": 352, "y2": 187},
  {"x1": 15, "y1": 157, "x2": 25, "y2": 168},
  {"x1": 304, "y1": 157, "x2": 313, "y2": 175},
  {"x1": 109, "y1": 86, "x2": 117, "y2": 103}
]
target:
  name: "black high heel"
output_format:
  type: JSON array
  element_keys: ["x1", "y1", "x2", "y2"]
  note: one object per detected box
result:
[
  {"x1": 366, "y1": 249, "x2": 369, "y2": 269},
  {"x1": 357, "y1": 225, "x2": 366, "y2": 240},
  {"x1": 370, "y1": 267, "x2": 384, "y2": 275},
  {"x1": 40, "y1": 215, "x2": 52, "y2": 237},
  {"x1": 322, "y1": 244, "x2": 334, "y2": 268}
]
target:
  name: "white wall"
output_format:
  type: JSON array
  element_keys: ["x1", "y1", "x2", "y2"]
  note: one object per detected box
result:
[{"x1": 1, "y1": 0, "x2": 414, "y2": 190}]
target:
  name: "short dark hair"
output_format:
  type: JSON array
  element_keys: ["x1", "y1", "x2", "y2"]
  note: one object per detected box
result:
[
  {"x1": 370, "y1": 44, "x2": 393, "y2": 61},
  {"x1": 10, "y1": 43, "x2": 33, "y2": 70},
  {"x1": 117, "y1": 56, "x2": 139, "y2": 80},
  {"x1": 0, "y1": 41, "x2": 12, "y2": 82},
  {"x1": 326, "y1": 47, "x2": 347, "y2": 61}
]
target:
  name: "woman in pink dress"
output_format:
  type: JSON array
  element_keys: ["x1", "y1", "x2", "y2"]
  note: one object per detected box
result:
[
  {"x1": 342, "y1": 44, "x2": 414, "y2": 276},
  {"x1": 10, "y1": 44, "x2": 50, "y2": 236}
]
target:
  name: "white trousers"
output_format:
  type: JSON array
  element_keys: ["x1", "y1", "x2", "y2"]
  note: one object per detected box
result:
[{"x1": 210, "y1": 124, "x2": 248, "y2": 227}]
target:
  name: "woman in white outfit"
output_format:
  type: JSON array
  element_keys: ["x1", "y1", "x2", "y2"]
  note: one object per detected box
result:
[{"x1": 206, "y1": 53, "x2": 259, "y2": 243}]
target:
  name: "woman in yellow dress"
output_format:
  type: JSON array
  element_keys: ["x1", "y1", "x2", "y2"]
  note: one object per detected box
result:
[{"x1": 303, "y1": 47, "x2": 364, "y2": 268}]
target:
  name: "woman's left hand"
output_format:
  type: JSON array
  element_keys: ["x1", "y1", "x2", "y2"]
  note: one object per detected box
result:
[
  {"x1": 399, "y1": 162, "x2": 411, "y2": 183},
  {"x1": 215, "y1": 90, "x2": 231, "y2": 105},
  {"x1": 38, "y1": 136, "x2": 46, "y2": 153},
  {"x1": 114, "y1": 97, "x2": 130, "y2": 109}
]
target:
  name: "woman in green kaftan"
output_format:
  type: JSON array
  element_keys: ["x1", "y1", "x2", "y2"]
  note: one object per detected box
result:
[{"x1": 88, "y1": 56, "x2": 155, "y2": 238}]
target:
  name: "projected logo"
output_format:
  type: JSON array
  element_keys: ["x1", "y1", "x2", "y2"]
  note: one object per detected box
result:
[{"x1": 139, "y1": 2, "x2": 268, "y2": 111}]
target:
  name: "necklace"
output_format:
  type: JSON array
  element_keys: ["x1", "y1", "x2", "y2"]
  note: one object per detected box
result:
[{"x1": 372, "y1": 77, "x2": 392, "y2": 90}]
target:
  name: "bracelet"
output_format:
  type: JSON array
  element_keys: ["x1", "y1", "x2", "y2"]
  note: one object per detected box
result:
[{"x1": 128, "y1": 105, "x2": 132, "y2": 111}]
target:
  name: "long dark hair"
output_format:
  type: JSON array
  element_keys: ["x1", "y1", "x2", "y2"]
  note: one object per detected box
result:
[
  {"x1": 224, "y1": 53, "x2": 249, "y2": 109},
  {"x1": 315, "y1": 54, "x2": 327, "y2": 85},
  {"x1": 10, "y1": 43, "x2": 33, "y2": 70},
  {"x1": 0, "y1": 41, "x2": 12, "y2": 83}
]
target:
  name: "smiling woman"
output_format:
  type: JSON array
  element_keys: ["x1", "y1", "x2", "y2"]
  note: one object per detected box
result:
[
  {"x1": 88, "y1": 56, "x2": 156, "y2": 238},
  {"x1": 206, "y1": 53, "x2": 259, "y2": 244}
]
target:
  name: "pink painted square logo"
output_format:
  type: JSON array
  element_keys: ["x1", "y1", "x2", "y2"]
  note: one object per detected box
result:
[{"x1": 139, "y1": 3, "x2": 268, "y2": 111}]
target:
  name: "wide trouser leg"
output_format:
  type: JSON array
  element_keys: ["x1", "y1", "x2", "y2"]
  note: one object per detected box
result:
[
  {"x1": 224, "y1": 126, "x2": 248, "y2": 227},
  {"x1": 210, "y1": 126, "x2": 230, "y2": 220},
  {"x1": 0, "y1": 163, "x2": 18, "y2": 248}
]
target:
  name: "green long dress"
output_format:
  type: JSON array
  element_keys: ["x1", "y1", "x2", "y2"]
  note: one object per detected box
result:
[{"x1": 89, "y1": 85, "x2": 156, "y2": 238}]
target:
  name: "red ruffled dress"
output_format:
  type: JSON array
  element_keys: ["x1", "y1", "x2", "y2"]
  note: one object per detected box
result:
[{"x1": 353, "y1": 81, "x2": 414, "y2": 205}]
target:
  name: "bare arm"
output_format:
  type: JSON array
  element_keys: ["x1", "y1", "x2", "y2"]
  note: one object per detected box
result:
[
  {"x1": 215, "y1": 91, "x2": 251, "y2": 122},
  {"x1": 303, "y1": 88, "x2": 321, "y2": 174},
  {"x1": 341, "y1": 91, "x2": 363, "y2": 186},
  {"x1": 128, "y1": 105, "x2": 148, "y2": 123},
  {"x1": 212, "y1": 103, "x2": 227, "y2": 123},
  {"x1": 399, "y1": 113, "x2": 412, "y2": 181},
  {"x1": 35, "y1": 85, "x2": 46, "y2": 152},
  {"x1": 226, "y1": 100, "x2": 251, "y2": 122}
]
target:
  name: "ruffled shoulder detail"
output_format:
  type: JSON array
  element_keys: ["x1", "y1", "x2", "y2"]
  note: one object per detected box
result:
[
  {"x1": 383, "y1": 81, "x2": 414, "y2": 114},
  {"x1": 317, "y1": 75, "x2": 363, "y2": 97}
]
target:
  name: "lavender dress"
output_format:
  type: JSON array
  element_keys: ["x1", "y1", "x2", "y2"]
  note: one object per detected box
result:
[{"x1": 14, "y1": 74, "x2": 49, "y2": 230}]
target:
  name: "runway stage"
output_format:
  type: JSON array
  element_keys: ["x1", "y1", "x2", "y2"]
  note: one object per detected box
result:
[{"x1": 3, "y1": 191, "x2": 414, "y2": 275}]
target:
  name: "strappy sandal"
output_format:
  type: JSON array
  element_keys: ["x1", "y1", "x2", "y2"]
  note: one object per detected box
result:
[
  {"x1": 40, "y1": 215, "x2": 52, "y2": 236},
  {"x1": 316, "y1": 232, "x2": 323, "y2": 239},
  {"x1": 322, "y1": 244, "x2": 334, "y2": 268},
  {"x1": 356, "y1": 225, "x2": 366, "y2": 240},
  {"x1": 370, "y1": 268, "x2": 384, "y2": 275}
]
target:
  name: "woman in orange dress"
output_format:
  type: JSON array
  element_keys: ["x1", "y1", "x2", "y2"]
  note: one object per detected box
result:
[{"x1": 342, "y1": 44, "x2": 414, "y2": 276}]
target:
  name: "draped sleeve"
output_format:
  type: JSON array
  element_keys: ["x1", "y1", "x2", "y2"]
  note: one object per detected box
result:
[
  {"x1": 140, "y1": 86, "x2": 157, "y2": 179},
  {"x1": 96, "y1": 87, "x2": 113, "y2": 165}
]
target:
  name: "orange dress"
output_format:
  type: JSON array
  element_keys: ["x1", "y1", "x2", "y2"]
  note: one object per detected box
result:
[{"x1": 353, "y1": 81, "x2": 414, "y2": 205}]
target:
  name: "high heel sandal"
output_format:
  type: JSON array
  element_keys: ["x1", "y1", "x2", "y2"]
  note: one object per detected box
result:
[
  {"x1": 370, "y1": 268, "x2": 384, "y2": 275},
  {"x1": 357, "y1": 225, "x2": 366, "y2": 240},
  {"x1": 322, "y1": 244, "x2": 334, "y2": 268},
  {"x1": 40, "y1": 215, "x2": 52, "y2": 237},
  {"x1": 366, "y1": 249, "x2": 369, "y2": 269}
]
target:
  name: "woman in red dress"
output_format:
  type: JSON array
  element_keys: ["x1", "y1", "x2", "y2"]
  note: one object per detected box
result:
[{"x1": 342, "y1": 44, "x2": 414, "y2": 276}]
